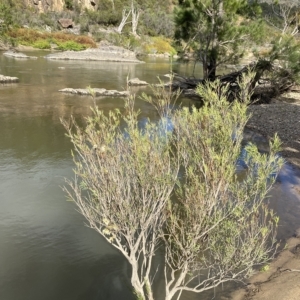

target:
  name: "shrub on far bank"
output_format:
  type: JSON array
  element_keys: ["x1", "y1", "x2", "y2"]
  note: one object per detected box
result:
[
  {"x1": 93, "y1": 31, "x2": 177, "y2": 56},
  {"x1": 142, "y1": 9, "x2": 175, "y2": 38},
  {"x1": 93, "y1": 31, "x2": 142, "y2": 51},
  {"x1": 7, "y1": 28, "x2": 96, "y2": 50},
  {"x1": 142, "y1": 36, "x2": 177, "y2": 55},
  {"x1": 56, "y1": 40, "x2": 86, "y2": 51},
  {"x1": 32, "y1": 39, "x2": 51, "y2": 49}
]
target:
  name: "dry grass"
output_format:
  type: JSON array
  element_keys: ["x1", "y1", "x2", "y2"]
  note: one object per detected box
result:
[{"x1": 8, "y1": 28, "x2": 97, "y2": 49}]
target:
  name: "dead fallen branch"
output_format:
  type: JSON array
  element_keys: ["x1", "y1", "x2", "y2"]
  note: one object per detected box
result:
[{"x1": 171, "y1": 60, "x2": 295, "y2": 103}]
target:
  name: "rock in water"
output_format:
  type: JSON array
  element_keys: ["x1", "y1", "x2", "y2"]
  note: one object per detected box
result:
[
  {"x1": 0, "y1": 74, "x2": 19, "y2": 83},
  {"x1": 59, "y1": 88, "x2": 129, "y2": 97},
  {"x1": 128, "y1": 78, "x2": 148, "y2": 86},
  {"x1": 3, "y1": 51, "x2": 37, "y2": 59}
]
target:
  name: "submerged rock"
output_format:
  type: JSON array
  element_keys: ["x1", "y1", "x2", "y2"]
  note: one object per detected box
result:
[
  {"x1": 45, "y1": 46, "x2": 143, "y2": 63},
  {"x1": 128, "y1": 78, "x2": 148, "y2": 86},
  {"x1": 0, "y1": 74, "x2": 19, "y2": 83},
  {"x1": 59, "y1": 88, "x2": 129, "y2": 97},
  {"x1": 3, "y1": 50, "x2": 37, "y2": 59}
]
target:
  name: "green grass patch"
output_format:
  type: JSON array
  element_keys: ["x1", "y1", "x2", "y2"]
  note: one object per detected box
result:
[
  {"x1": 32, "y1": 39, "x2": 51, "y2": 49},
  {"x1": 55, "y1": 40, "x2": 86, "y2": 51}
]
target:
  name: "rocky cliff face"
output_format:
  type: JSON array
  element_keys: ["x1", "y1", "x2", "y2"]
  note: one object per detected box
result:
[{"x1": 23, "y1": 0, "x2": 98, "y2": 13}]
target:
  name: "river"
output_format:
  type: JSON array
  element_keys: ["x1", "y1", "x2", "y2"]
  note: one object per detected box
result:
[{"x1": 1, "y1": 50, "x2": 300, "y2": 300}]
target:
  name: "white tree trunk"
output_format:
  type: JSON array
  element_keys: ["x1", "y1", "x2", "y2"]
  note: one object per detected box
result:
[
  {"x1": 110, "y1": 0, "x2": 115, "y2": 10},
  {"x1": 131, "y1": 1, "x2": 140, "y2": 36},
  {"x1": 116, "y1": 8, "x2": 131, "y2": 34},
  {"x1": 130, "y1": 261, "x2": 155, "y2": 300}
]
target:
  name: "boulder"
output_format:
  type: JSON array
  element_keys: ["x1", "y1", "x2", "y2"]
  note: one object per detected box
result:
[
  {"x1": 58, "y1": 18, "x2": 74, "y2": 29},
  {"x1": 0, "y1": 74, "x2": 19, "y2": 83},
  {"x1": 59, "y1": 88, "x2": 129, "y2": 97}
]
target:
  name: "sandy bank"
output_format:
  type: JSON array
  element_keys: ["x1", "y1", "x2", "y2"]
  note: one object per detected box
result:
[{"x1": 45, "y1": 46, "x2": 143, "y2": 63}]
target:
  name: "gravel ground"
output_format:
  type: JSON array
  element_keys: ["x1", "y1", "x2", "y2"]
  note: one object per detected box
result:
[
  {"x1": 231, "y1": 92, "x2": 300, "y2": 300},
  {"x1": 246, "y1": 92, "x2": 300, "y2": 168}
]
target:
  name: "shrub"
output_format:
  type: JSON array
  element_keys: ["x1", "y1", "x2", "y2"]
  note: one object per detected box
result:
[
  {"x1": 39, "y1": 12, "x2": 61, "y2": 30},
  {"x1": 8, "y1": 28, "x2": 50, "y2": 43},
  {"x1": 55, "y1": 40, "x2": 86, "y2": 51},
  {"x1": 78, "y1": 7, "x2": 121, "y2": 33},
  {"x1": 63, "y1": 75, "x2": 284, "y2": 300},
  {"x1": 79, "y1": 14, "x2": 90, "y2": 34},
  {"x1": 64, "y1": 0, "x2": 74, "y2": 10},
  {"x1": 142, "y1": 9, "x2": 175, "y2": 37},
  {"x1": 74, "y1": 35, "x2": 96, "y2": 47},
  {"x1": 143, "y1": 36, "x2": 177, "y2": 55},
  {"x1": 33, "y1": 39, "x2": 51, "y2": 49}
]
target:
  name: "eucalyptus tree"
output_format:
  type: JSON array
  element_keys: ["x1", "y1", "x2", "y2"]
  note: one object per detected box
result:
[
  {"x1": 260, "y1": 0, "x2": 300, "y2": 36},
  {"x1": 257, "y1": 0, "x2": 300, "y2": 86},
  {"x1": 116, "y1": 0, "x2": 141, "y2": 35},
  {"x1": 63, "y1": 76, "x2": 283, "y2": 300}
]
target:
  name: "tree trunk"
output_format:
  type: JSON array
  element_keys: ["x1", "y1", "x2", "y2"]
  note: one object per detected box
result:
[
  {"x1": 116, "y1": 9, "x2": 131, "y2": 34},
  {"x1": 131, "y1": 266, "x2": 145, "y2": 299},
  {"x1": 130, "y1": 262, "x2": 154, "y2": 300},
  {"x1": 207, "y1": 55, "x2": 217, "y2": 81},
  {"x1": 203, "y1": 49, "x2": 217, "y2": 81},
  {"x1": 131, "y1": 1, "x2": 140, "y2": 36}
]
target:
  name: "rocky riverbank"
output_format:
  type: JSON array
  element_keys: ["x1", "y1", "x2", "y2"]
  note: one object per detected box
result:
[
  {"x1": 246, "y1": 91, "x2": 300, "y2": 168},
  {"x1": 230, "y1": 92, "x2": 300, "y2": 300}
]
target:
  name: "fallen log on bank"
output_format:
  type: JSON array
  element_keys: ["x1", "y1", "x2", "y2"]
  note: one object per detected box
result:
[{"x1": 170, "y1": 60, "x2": 295, "y2": 103}]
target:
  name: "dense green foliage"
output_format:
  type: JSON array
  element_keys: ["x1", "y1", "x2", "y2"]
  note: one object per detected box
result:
[
  {"x1": 0, "y1": 4, "x2": 12, "y2": 31},
  {"x1": 257, "y1": 0, "x2": 300, "y2": 83},
  {"x1": 0, "y1": 0, "x2": 176, "y2": 52},
  {"x1": 0, "y1": 2, "x2": 13, "y2": 42},
  {"x1": 70, "y1": 0, "x2": 175, "y2": 36},
  {"x1": 174, "y1": 0, "x2": 265, "y2": 79}
]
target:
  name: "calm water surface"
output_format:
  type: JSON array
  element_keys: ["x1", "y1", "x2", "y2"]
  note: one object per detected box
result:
[{"x1": 0, "y1": 51, "x2": 300, "y2": 300}]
